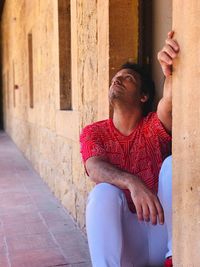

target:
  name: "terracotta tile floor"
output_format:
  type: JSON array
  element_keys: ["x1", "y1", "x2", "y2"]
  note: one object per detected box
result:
[{"x1": 0, "y1": 131, "x2": 91, "y2": 267}]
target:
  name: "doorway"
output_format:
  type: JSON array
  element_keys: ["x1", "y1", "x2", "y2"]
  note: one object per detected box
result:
[
  {"x1": 152, "y1": 0, "x2": 172, "y2": 102},
  {"x1": 138, "y1": 0, "x2": 172, "y2": 104}
]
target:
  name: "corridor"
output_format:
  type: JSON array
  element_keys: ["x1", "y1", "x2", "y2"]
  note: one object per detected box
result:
[{"x1": 0, "y1": 131, "x2": 91, "y2": 267}]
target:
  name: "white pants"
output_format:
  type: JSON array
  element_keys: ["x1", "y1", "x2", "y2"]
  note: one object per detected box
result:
[{"x1": 86, "y1": 156, "x2": 172, "y2": 267}]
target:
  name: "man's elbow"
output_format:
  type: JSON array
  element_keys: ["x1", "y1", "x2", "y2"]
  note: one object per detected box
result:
[
  {"x1": 157, "y1": 98, "x2": 172, "y2": 132},
  {"x1": 85, "y1": 157, "x2": 100, "y2": 183}
]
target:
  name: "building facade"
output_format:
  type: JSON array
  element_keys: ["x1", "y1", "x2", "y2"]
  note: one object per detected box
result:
[
  {"x1": 2, "y1": 0, "x2": 200, "y2": 266},
  {"x1": 1, "y1": 0, "x2": 139, "y2": 229}
]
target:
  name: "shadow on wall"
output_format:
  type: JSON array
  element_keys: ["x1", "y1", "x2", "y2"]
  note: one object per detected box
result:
[
  {"x1": 0, "y1": 2, "x2": 5, "y2": 130},
  {"x1": 0, "y1": 22, "x2": 4, "y2": 130},
  {"x1": 0, "y1": 83, "x2": 3, "y2": 129}
]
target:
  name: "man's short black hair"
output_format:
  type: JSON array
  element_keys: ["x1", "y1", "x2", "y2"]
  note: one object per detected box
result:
[{"x1": 120, "y1": 62, "x2": 155, "y2": 116}]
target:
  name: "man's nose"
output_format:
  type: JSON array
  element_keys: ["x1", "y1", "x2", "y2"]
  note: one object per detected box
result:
[{"x1": 113, "y1": 76, "x2": 122, "y2": 84}]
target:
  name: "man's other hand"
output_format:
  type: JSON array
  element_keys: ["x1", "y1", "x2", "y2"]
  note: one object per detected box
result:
[
  {"x1": 128, "y1": 178, "x2": 164, "y2": 225},
  {"x1": 157, "y1": 31, "x2": 180, "y2": 77}
]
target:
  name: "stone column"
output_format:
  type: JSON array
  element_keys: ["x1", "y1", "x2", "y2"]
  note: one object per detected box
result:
[{"x1": 173, "y1": 1, "x2": 200, "y2": 266}]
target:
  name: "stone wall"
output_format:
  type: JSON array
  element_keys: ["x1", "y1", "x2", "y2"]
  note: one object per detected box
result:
[
  {"x1": 1, "y1": 0, "x2": 138, "y2": 229},
  {"x1": 173, "y1": 0, "x2": 200, "y2": 265}
]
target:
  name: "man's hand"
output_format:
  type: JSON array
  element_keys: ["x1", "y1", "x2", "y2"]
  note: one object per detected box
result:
[
  {"x1": 157, "y1": 31, "x2": 180, "y2": 132},
  {"x1": 157, "y1": 31, "x2": 179, "y2": 77},
  {"x1": 128, "y1": 178, "x2": 164, "y2": 225}
]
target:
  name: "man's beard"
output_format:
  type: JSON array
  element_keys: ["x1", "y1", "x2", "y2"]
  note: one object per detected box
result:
[
  {"x1": 109, "y1": 91, "x2": 124, "y2": 106},
  {"x1": 109, "y1": 85, "x2": 125, "y2": 104},
  {"x1": 109, "y1": 90, "x2": 138, "y2": 109}
]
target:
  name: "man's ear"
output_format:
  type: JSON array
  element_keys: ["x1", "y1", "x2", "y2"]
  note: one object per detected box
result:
[{"x1": 140, "y1": 94, "x2": 149, "y2": 103}]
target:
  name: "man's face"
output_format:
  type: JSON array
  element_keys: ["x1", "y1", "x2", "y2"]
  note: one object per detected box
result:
[{"x1": 109, "y1": 68, "x2": 142, "y2": 107}]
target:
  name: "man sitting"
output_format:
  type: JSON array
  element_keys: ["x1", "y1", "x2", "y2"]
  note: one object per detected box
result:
[{"x1": 80, "y1": 31, "x2": 179, "y2": 267}]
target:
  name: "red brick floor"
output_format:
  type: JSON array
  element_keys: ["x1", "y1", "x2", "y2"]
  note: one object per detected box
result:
[{"x1": 0, "y1": 131, "x2": 91, "y2": 267}]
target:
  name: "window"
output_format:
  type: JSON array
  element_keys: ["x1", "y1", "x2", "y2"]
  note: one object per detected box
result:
[
  {"x1": 13, "y1": 61, "x2": 16, "y2": 108},
  {"x1": 7, "y1": 70, "x2": 9, "y2": 109},
  {"x1": 3, "y1": 74, "x2": 6, "y2": 108},
  {"x1": 28, "y1": 32, "x2": 34, "y2": 108},
  {"x1": 58, "y1": 0, "x2": 71, "y2": 110},
  {"x1": 109, "y1": 0, "x2": 139, "y2": 79},
  {"x1": 109, "y1": 0, "x2": 139, "y2": 117}
]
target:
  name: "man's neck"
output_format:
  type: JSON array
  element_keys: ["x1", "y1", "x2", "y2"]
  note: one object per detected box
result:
[{"x1": 113, "y1": 106, "x2": 143, "y2": 136}]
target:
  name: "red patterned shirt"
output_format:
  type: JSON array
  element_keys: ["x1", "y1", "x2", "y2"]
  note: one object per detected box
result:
[{"x1": 80, "y1": 112, "x2": 171, "y2": 212}]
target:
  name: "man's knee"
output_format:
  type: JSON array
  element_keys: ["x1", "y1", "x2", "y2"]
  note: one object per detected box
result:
[
  {"x1": 158, "y1": 155, "x2": 172, "y2": 201},
  {"x1": 87, "y1": 183, "x2": 124, "y2": 206},
  {"x1": 162, "y1": 155, "x2": 172, "y2": 170},
  {"x1": 159, "y1": 155, "x2": 172, "y2": 181}
]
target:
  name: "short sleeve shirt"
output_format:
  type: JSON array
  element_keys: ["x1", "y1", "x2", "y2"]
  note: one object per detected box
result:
[{"x1": 80, "y1": 112, "x2": 171, "y2": 212}]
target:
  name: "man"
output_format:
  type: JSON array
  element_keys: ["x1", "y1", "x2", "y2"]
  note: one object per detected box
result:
[{"x1": 80, "y1": 31, "x2": 179, "y2": 267}]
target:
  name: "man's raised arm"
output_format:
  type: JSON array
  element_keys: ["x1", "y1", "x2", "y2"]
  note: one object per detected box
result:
[{"x1": 157, "y1": 31, "x2": 180, "y2": 132}]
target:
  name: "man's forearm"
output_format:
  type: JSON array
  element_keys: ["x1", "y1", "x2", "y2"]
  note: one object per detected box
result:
[
  {"x1": 86, "y1": 157, "x2": 135, "y2": 190},
  {"x1": 161, "y1": 76, "x2": 172, "y2": 120},
  {"x1": 86, "y1": 157, "x2": 164, "y2": 225},
  {"x1": 163, "y1": 76, "x2": 172, "y2": 101},
  {"x1": 157, "y1": 76, "x2": 172, "y2": 132},
  {"x1": 157, "y1": 30, "x2": 179, "y2": 132}
]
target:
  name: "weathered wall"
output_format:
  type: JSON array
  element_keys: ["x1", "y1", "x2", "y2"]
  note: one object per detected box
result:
[
  {"x1": 1, "y1": 0, "x2": 138, "y2": 229},
  {"x1": 173, "y1": 0, "x2": 200, "y2": 266}
]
